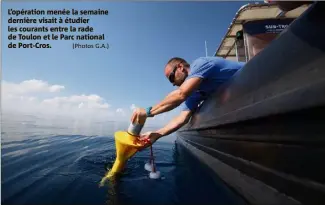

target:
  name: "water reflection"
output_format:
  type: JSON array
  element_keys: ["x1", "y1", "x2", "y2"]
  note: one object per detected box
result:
[
  {"x1": 2, "y1": 113, "x2": 174, "y2": 144},
  {"x1": 105, "y1": 175, "x2": 122, "y2": 205}
]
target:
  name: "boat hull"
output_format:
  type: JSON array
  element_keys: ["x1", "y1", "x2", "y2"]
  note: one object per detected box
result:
[{"x1": 177, "y1": 2, "x2": 325, "y2": 205}]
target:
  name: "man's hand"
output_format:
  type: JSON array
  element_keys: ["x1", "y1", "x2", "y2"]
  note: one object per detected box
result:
[
  {"x1": 132, "y1": 131, "x2": 162, "y2": 151},
  {"x1": 131, "y1": 108, "x2": 147, "y2": 124},
  {"x1": 140, "y1": 131, "x2": 162, "y2": 145}
]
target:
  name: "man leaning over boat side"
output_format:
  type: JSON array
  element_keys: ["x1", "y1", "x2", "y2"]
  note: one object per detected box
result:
[{"x1": 131, "y1": 56, "x2": 245, "y2": 146}]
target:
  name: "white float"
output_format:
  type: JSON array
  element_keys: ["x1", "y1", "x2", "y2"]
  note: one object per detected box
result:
[
  {"x1": 144, "y1": 162, "x2": 153, "y2": 172},
  {"x1": 149, "y1": 171, "x2": 161, "y2": 179}
]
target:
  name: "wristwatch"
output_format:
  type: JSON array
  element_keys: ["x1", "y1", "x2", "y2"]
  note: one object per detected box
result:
[{"x1": 146, "y1": 106, "x2": 154, "y2": 117}]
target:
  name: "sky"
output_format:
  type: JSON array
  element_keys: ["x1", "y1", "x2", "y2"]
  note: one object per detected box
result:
[{"x1": 2, "y1": 1, "x2": 251, "y2": 127}]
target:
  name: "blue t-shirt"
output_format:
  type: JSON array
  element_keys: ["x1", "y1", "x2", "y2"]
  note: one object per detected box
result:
[{"x1": 181, "y1": 57, "x2": 245, "y2": 112}]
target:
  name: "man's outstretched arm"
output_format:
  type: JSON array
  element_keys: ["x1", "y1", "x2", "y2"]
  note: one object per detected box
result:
[
  {"x1": 157, "y1": 110, "x2": 192, "y2": 136},
  {"x1": 150, "y1": 78, "x2": 201, "y2": 116},
  {"x1": 131, "y1": 77, "x2": 201, "y2": 124},
  {"x1": 139, "y1": 110, "x2": 192, "y2": 143}
]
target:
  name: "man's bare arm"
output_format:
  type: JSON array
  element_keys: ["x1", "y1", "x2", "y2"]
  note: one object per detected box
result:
[
  {"x1": 150, "y1": 77, "x2": 202, "y2": 116},
  {"x1": 156, "y1": 110, "x2": 192, "y2": 137}
]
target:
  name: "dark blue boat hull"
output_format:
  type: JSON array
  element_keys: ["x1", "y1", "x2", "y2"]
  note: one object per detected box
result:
[{"x1": 177, "y1": 2, "x2": 325, "y2": 205}]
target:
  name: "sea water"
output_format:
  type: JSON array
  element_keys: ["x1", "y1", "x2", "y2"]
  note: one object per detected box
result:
[{"x1": 1, "y1": 113, "x2": 246, "y2": 205}]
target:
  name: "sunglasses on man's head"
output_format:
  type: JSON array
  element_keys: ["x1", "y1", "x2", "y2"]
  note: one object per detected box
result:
[{"x1": 168, "y1": 65, "x2": 178, "y2": 83}]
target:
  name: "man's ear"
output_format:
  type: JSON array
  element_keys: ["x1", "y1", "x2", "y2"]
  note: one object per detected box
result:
[{"x1": 179, "y1": 63, "x2": 185, "y2": 72}]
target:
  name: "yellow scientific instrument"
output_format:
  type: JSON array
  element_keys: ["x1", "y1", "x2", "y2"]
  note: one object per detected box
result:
[{"x1": 100, "y1": 120, "x2": 160, "y2": 185}]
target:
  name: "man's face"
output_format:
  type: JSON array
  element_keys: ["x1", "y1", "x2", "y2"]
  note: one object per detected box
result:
[{"x1": 165, "y1": 63, "x2": 187, "y2": 87}]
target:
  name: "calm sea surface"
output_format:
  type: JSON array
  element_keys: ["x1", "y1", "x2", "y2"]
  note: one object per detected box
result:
[{"x1": 1, "y1": 113, "x2": 245, "y2": 205}]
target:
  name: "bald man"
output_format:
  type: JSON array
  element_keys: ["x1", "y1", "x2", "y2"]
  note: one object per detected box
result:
[{"x1": 131, "y1": 57, "x2": 245, "y2": 145}]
